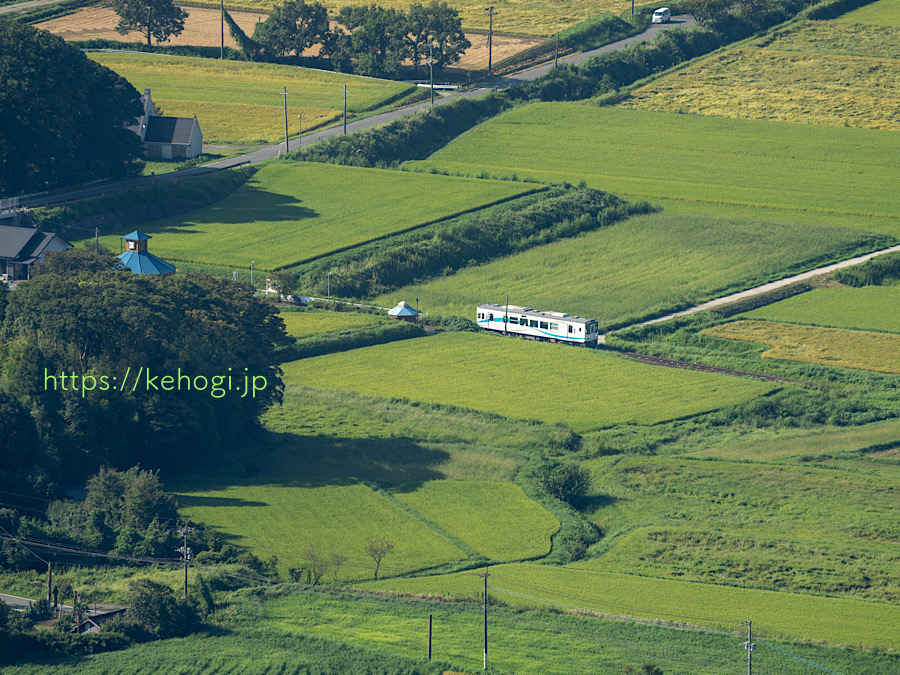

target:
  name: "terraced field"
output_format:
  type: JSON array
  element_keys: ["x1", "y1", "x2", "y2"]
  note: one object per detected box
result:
[
  {"x1": 282, "y1": 331, "x2": 777, "y2": 432},
  {"x1": 279, "y1": 310, "x2": 390, "y2": 339},
  {"x1": 88, "y1": 53, "x2": 417, "y2": 143},
  {"x1": 625, "y1": 21, "x2": 900, "y2": 129},
  {"x1": 412, "y1": 104, "x2": 900, "y2": 236},
  {"x1": 373, "y1": 212, "x2": 891, "y2": 328},
  {"x1": 360, "y1": 563, "x2": 900, "y2": 649},
  {"x1": 702, "y1": 320, "x2": 900, "y2": 373},
  {"x1": 741, "y1": 284, "x2": 900, "y2": 333},
  {"x1": 87, "y1": 163, "x2": 537, "y2": 270}
]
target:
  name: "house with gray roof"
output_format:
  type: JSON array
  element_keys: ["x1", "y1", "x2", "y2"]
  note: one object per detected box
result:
[
  {"x1": 130, "y1": 88, "x2": 202, "y2": 160},
  {"x1": 0, "y1": 225, "x2": 73, "y2": 281}
]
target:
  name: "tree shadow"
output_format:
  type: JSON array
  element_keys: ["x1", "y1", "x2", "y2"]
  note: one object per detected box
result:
[
  {"x1": 175, "y1": 495, "x2": 269, "y2": 508},
  {"x1": 578, "y1": 494, "x2": 620, "y2": 514}
]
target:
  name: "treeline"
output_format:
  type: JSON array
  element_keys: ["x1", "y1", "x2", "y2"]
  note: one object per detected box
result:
[
  {"x1": 832, "y1": 251, "x2": 900, "y2": 287},
  {"x1": 288, "y1": 93, "x2": 512, "y2": 167},
  {"x1": 284, "y1": 187, "x2": 654, "y2": 299},
  {"x1": 225, "y1": 0, "x2": 469, "y2": 78},
  {"x1": 0, "y1": 249, "x2": 290, "y2": 491}
]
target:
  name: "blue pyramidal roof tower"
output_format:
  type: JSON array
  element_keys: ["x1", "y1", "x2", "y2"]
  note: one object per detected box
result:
[{"x1": 117, "y1": 231, "x2": 176, "y2": 277}]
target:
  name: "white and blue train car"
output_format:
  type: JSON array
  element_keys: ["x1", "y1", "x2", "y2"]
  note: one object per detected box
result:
[{"x1": 476, "y1": 304, "x2": 599, "y2": 347}]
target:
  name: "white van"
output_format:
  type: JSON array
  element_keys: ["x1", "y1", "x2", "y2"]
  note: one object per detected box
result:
[{"x1": 652, "y1": 7, "x2": 671, "y2": 23}]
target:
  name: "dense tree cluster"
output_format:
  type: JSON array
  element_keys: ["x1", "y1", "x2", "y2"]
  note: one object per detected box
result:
[
  {"x1": 0, "y1": 19, "x2": 144, "y2": 197},
  {"x1": 240, "y1": 0, "x2": 469, "y2": 78},
  {"x1": 0, "y1": 249, "x2": 290, "y2": 488}
]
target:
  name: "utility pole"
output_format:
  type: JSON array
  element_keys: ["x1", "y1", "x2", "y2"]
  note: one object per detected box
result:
[
  {"x1": 554, "y1": 34, "x2": 559, "y2": 68},
  {"x1": 343, "y1": 85, "x2": 348, "y2": 134},
  {"x1": 281, "y1": 87, "x2": 289, "y2": 153},
  {"x1": 429, "y1": 41, "x2": 435, "y2": 106},
  {"x1": 177, "y1": 525, "x2": 193, "y2": 600},
  {"x1": 47, "y1": 562, "x2": 52, "y2": 606},
  {"x1": 251, "y1": 260, "x2": 255, "y2": 287},
  {"x1": 504, "y1": 293, "x2": 508, "y2": 335},
  {"x1": 484, "y1": 6, "x2": 497, "y2": 76},
  {"x1": 427, "y1": 613, "x2": 432, "y2": 659},
  {"x1": 94, "y1": 227, "x2": 99, "y2": 253},
  {"x1": 220, "y1": 0, "x2": 224, "y2": 59},
  {"x1": 478, "y1": 567, "x2": 490, "y2": 670},
  {"x1": 298, "y1": 113, "x2": 302, "y2": 148},
  {"x1": 739, "y1": 619, "x2": 754, "y2": 675}
]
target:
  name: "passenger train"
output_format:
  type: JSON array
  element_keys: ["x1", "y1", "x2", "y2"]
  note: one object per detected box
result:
[{"x1": 476, "y1": 304, "x2": 599, "y2": 347}]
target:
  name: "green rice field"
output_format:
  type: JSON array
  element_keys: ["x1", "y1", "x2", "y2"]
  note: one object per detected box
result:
[
  {"x1": 360, "y1": 563, "x2": 900, "y2": 649},
  {"x1": 412, "y1": 104, "x2": 900, "y2": 236},
  {"x1": 839, "y1": 0, "x2": 900, "y2": 26},
  {"x1": 86, "y1": 163, "x2": 537, "y2": 270},
  {"x1": 88, "y1": 53, "x2": 417, "y2": 143},
  {"x1": 281, "y1": 332, "x2": 777, "y2": 432},
  {"x1": 279, "y1": 310, "x2": 389, "y2": 339},
  {"x1": 373, "y1": 212, "x2": 890, "y2": 329},
  {"x1": 390, "y1": 480, "x2": 559, "y2": 561},
  {"x1": 741, "y1": 284, "x2": 900, "y2": 333}
]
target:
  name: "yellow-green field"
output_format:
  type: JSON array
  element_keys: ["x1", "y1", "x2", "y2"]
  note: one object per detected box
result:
[
  {"x1": 202, "y1": 0, "x2": 634, "y2": 35},
  {"x1": 359, "y1": 563, "x2": 900, "y2": 649},
  {"x1": 279, "y1": 310, "x2": 389, "y2": 339},
  {"x1": 86, "y1": 163, "x2": 537, "y2": 270},
  {"x1": 282, "y1": 332, "x2": 777, "y2": 432},
  {"x1": 390, "y1": 481, "x2": 559, "y2": 561},
  {"x1": 741, "y1": 284, "x2": 900, "y2": 333},
  {"x1": 839, "y1": 0, "x2": 900, "y2": 26},
  {"x1": 88, "y1": 53, "x2": 417, "y2": 143},
  {"x1": 624, "y1": 22, "x2": 900, "y2": 129},
  {"x1": 703, "y1": 320, "x2": 900, "y2": 374}
]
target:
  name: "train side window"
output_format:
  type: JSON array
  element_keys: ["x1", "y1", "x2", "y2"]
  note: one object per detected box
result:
[
  {"x1": 521, "y1": 317, "x2": 528, "y2": 323},
  {"x1": 539, "y1": 321, "x2": 548, "y2": 329},
  {"x1": 568, "y1": 325, "x2": 573, "y2": 333},
  {"x1": 489, "y1": 314, "x2": 494, "y2": 321},
  {"x1": 530, "y1": 320, "x2": 538, "y2": 328},
  {"x1": 509, "y1": 317, "x2": 518, "y2": 325},
  {"x1": 478, "y1": 313, "x2": 483, "y2": 319},
  {"x1": 549, "y1": 322, "x2": 558, "y2": 330}
]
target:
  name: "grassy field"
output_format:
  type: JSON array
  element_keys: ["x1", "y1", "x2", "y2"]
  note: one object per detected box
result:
[
  {"x1": 9, "y1": 588, "x2": 895, "y2": 675},
  {"x1": 412, "y1": 103, "x2": 900, "y2": 237},
  {"x1": 184, "y1": 0, "x2": 635, "y2": 35},
  {"x1": 685, "y1": 417, "x2": 900, "y2": 461},
  {"x1": 702, "y1": 320, "x2": 900, "y2": 373},
  {"x1": 88, "y1": 53, "x2": 418, "y2": 144},
  {"x1": 83, "y1": 163, "x2": 537, "y2": 270},
  {"x1": 175, "y1": 481, "x2": 470, "y2": 579},
  {"x1": 580, "y1": 454, "x2": 899, "y2": 602},
  {"x1": 839, "y1": 0, "x2": 900, "y2": 26},
  {"x1": 360, "y1": 563, "x2": 900, "y2": 649},
  {"x1": 390, "y1": 481, "x2": 559, "y2": 561},
  {"x1": 279, "y1": 310, "x2": 390, "y2": 339},
  {"x1": 741, "y1": 284, "x2": 900, "y2": 333},
  {"x1": 281, "y1": 332, "x2": 777, "y2": 432},
  {"x1": 625, "y1": 22, "x2": 900, "y2": 129},
  {"x1": 373, "y1": 212, "x2": 891, "y2": 328}
]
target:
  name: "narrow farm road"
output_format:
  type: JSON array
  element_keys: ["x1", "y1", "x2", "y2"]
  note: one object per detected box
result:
[
  {"x1": 14, "y1": 15, "x2": 694, "y2": 207},
  {"x1": 598, "y1": 243, "x2": 900, "y2": 344}
]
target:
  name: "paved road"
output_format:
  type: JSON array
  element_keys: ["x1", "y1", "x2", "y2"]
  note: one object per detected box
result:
[
  {"x1": 0, "y1": 0, "x2": 59, "y2": 14},
  {"x1": 0, "y1": 592, "x2": 124, "y2": 616},
  {"x1": 12, "y1": 15, "x2": 694, "y2": 208},
  {"x1": 598, "y1": 243, "x2": 900, "y2": 344}
]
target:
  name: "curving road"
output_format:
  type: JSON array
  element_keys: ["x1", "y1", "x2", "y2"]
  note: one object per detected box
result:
[{"x1": 12, "y1": 15, "x2": 695, "y2": 209}]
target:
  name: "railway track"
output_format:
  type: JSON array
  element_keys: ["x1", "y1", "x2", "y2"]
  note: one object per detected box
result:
[{"x1": 620, "y1": 352, "x2": 820, "y2": 387}]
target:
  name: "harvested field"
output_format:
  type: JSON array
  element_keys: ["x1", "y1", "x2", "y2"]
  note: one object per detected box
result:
[
  {"x1": 37, "y1": 4, "x2": 266, "y2": 49},
  {"x1": 703, "y1": 320, "x2": 900, "y2": 374},
  {"x1": 38, "y1": 4, "x2": 546, "y2": 68}
]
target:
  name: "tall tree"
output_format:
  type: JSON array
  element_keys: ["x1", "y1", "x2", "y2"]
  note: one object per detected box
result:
[
  {"x1": 0, "y1": 19, "x2": 144, "y2": 197},
  {"x1": 253, "y1": 0, "x2": 329, "y2": 60},
  {"x1": 407, "y1": 1, "x2": 470, "y2": 75},
  {"x1": 112, "y1": 0, "x2": 188, "y2": 47},
  {"x1": 338, "y1": 5, "x2": 409, "y2": 78}
]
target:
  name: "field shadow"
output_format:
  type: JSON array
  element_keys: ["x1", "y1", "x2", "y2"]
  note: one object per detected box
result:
[
  {"x1": 579, "y1": 494, "x2": 620, "y2": 513},
  {"x1": 187, "y1": 430, "x2": 451, "y2": 490},
  {"x1": 175, "y1": 495, "x2": 269, "y2": 508}
]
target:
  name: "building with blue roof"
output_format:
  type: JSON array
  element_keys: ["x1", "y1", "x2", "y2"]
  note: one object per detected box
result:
[
  {"x1": 117, "y1": 231, "x2": 176, "y2": 277},
  {"x1": 388, "y1": 301, "x2": 418, "y2": 322}
]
